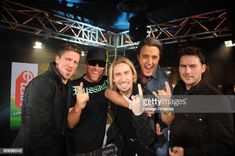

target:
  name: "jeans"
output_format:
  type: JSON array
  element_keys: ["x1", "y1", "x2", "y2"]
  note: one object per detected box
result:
[{"x1": 155, "y1": 128, "x2": 169, "y2": 156}]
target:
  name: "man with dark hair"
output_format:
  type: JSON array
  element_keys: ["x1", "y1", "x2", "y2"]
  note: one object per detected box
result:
[
  {"x1": 136, "y1": 37, "x2": 170, "y2": 93},
  {"x1": 68, "y1": 48, "x2": 109, "y2": 156},
  {"x1": 13, "y1": 43, "x2": 82, "y2": 156},
  {"x1": 126, "y1": 46, "x2": 234, "y2": 156},
  {"x1": 169, "y1": 46, "x2": 234, "y2": 156}
]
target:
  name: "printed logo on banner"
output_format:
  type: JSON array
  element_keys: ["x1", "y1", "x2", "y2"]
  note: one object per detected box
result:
[
  {"x1": 10, "y1": 62, "x2": 38, "y2": 130},
  {"x1": 15, "y1": 71, "x2": 34, "y2": 108}
]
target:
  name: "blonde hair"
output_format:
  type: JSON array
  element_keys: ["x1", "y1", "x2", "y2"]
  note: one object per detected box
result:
[{"x1": 108, "y1": 57, "x2": 137, "y2": 91}]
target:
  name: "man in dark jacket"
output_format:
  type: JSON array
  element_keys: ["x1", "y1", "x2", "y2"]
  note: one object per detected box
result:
[
  {"x1": 105, "y1": 37, "x2": 173, "y2": 156},
  {"x1": 107, "y1": 57, "x2": 155, "y2": 156},
  {"x1": 169, "y1": 46, "x2": 234, "y2": 156},
  {"x1": 12, "y1": 43, "x2": 81, "y2": 156},
  {"x1": 132, "y1": 46, "x2": 234, "y2": 156}
]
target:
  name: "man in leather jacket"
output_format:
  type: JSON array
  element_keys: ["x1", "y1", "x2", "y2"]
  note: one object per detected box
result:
[
  {"x1": 12, "y1": 43, "x2": 81, "y2": 156},
  {"x1": 169, "y1": 46, "x2": 234, "y2": 156}
]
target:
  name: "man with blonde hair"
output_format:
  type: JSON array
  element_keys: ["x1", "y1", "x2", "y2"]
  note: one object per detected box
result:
[{"x1": 106, "y1": 57, "x2": 155, "y2": 156}]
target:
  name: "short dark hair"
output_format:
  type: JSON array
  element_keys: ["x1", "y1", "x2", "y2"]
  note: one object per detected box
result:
[
  {"x1": 178, "y1": 46, "x2": 206, "y2": 64},
  {"x1": 57, "y1": 43, "x2": 81, "y2": 57},
  {"x1": 136, "y1": 37, "x2": 163, "y2": 56}
]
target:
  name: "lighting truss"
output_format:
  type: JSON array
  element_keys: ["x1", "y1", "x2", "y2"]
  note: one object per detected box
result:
[
  {"x1": 0, "y1": 0, "x2": 232, "y2": 50},
  {"x1": 0, "y1": 0, "x2": 116, "y2": 48},
  {"x1": 117, "y1": 9, "x2": 232, "y2": 49}
]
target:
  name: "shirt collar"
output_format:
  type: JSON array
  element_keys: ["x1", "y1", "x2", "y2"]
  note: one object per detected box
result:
[
  {"x1": 137, "y1": 65, "x2": 160, "y2": 84},
  {"x1": 151, "y1": 65, "x2": 160, "y2": 79},
  {"x1": 188, "y1": 79, "x2": 206, "y2": 93}
]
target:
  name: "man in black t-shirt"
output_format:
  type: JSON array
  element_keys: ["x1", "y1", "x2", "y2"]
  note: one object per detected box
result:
[{"x1": 67, "y1": 48, "x2": 109, "y2": 156}]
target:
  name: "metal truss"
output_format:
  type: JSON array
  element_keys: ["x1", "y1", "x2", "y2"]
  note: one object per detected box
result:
[
  {"x1": 116, "y1": 30, "x2": 139, "y2": 49},
  {"x1": 117, "y1": 9, "x2": 232, "y2": 49},
  {"x1": 0, "y1": 0, "x2": 232, "y2": 50},
  {"x1": 0, "y1": 0, "x2": 116, "y2": 48}
]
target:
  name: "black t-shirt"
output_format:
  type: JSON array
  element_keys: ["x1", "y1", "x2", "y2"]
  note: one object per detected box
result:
[{"x1": 68, "y1": 75, "x2": 109, "y2": 153}]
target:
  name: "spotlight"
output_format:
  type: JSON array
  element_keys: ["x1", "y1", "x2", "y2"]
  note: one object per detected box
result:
[
  {"x1": 33, "y1": 41, "x2": 42, "y2": 49},
  {"x1": 224, "y1": 40, "x2": 235, "y2": 47},
  {"x1": 81, "y1": 51, "x2": 85, "y2": 56}
]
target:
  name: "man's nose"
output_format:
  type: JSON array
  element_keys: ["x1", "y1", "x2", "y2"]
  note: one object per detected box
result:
[
  {"x1": 68, "y1": 61, "x2": 75, "y2": 68},
  {"x1": 120, "y1": 74, "x2": 126, "y2": 81},
  {"x1": 147, "y1": 57, "x2": 153, "y2": 65},
  {"x1": 185, "y1": 66, "x2": 191, "y2": 73}
]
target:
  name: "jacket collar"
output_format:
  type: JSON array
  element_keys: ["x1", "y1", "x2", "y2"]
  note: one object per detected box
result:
[
  {"x1": 151, "y1": 65, "x2": 160, "y2": 80},
  {"x1": 177, "y1": 79, "x2": 207, "y2": 95},
  {"x1": 137, "y1": 65, "x2": 160, "y2": 83},
  {"x1": 48, "y1": 61, "x2": 69, "y2": 86}
]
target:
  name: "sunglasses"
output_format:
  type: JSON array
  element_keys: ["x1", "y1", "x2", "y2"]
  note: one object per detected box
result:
[{"x1": 87, "y1": 60, "x2": 106, "y2": 68}]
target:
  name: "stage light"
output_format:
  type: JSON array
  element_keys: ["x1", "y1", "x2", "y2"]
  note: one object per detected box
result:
[
  {"x1": 33, "y1": 41, "x2": 42, "y2": 49},
  {"x1": 81, "y1": 51, "x2": 85, "y2": 56},
  {"x1": 224, "y1": 40, "x2": 235, "y2": 47},
  {"x1": 165, "y1": 70, "x2": 171, "y2": 75}
]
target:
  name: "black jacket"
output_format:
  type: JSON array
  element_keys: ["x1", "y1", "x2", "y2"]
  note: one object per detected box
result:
[
  {"x1": 13, "y1": 62, "x2": 72, "y2": 156},
  {"x1": 131, "y1": 79, "x2": 234, "y2": 156},
  {"x1": 170, "y1": 79, "x2": 234, "y2": 156},
  {"x1": 106, "y1": 85, "x2": 157, "y2": 155}
]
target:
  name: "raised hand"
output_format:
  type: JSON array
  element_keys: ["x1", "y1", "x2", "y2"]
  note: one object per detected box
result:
[
  {"x1": 155, "y1": 123, "x2": 163, "y2": 135},
  {"x1": 152, "y1": 81, "x2": 172, "y2": 109},
  {"x1": 122, "y1": 84, "x2": 144, "y2": 116},
  {"x1": 169, "y1": 146, "x2": 184, "y2": 156},
  {"x1": 152, "y1": 81, "x2": 171, "y2": 100},
  {"x1": 153, "y1": 81, "x2": 174, "y2": 126},
  {"x1": 68, "y1": 82, "x2": 89, "y2": 129},
  {"x1": 75, "y1": 82, "x2": 89, "y2": 111}
]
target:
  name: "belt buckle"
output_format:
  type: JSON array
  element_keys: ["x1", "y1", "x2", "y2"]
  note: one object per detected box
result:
[{"x1": 129, "y1": 138, "x2": 138, "y2": 142}]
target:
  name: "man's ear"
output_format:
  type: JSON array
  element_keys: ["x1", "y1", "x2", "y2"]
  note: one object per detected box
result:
[
  {"x1": 201, "y1": 64, "x2": 206, "y2": 73},
  {"x1": 55, "y1": 55, "x2": 59, "y2": 64},
  {"x1": 132, "y1": 74, "x2": 135, "y2": 81},
  {"x1": 137, "y1": 54, "x2": 140, "y2": 61}
]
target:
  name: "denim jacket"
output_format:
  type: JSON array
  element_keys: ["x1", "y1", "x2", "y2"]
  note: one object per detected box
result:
[
  {"x1": 132, "y1": 65, "x2": 173, "y2": 153},
  {"x1": 137, "y1": 65, "x2": 173, "y2": 94}
]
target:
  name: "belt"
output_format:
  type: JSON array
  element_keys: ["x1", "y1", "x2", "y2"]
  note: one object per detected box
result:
[{"x1": 125, "y1": 137, "x2": 139, "y2": 142}]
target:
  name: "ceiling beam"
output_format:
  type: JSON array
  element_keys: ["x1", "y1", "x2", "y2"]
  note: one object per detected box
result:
[
  {"x1": 0, "y1": 0, "x2": 116, "y2": 49},
  {"x1": 117, "y1": 9, "x2": 232, "y2": 49},
  {"x1": 0, "y1": 0, "x2": 232, "y2": 51}
]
